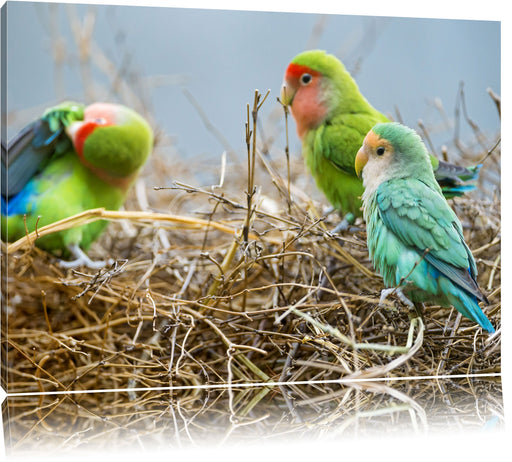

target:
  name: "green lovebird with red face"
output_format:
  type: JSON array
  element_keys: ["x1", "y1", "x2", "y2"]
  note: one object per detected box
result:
[
  {"x1": 1, "y1": 101, "x2": 153, "y2": 268},
  {"x1": 355, "y1": 122, "x2": 494, "y2": 333},
  {"x1": 281, "y1": 50, "x2": 480, "y2": 218}
]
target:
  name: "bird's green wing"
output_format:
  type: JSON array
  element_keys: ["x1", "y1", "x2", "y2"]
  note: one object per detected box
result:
[
  {"x1": 376, "y1": 177, "x2": 483, "y2": 300},
  {"x1": 319, "y1": 111, "x2": 388, "y2": 176}
]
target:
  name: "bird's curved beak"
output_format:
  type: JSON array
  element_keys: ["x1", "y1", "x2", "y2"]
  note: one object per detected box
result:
[
  {"x1": 355, "y1": 147, "x2": 369, "y2": 179},
  {"x1": 280, "y1": 82, "x2": 295, "y2": 107},
  {"x1": 66, "y1": 120, "x2": 85, "y2": 145}
]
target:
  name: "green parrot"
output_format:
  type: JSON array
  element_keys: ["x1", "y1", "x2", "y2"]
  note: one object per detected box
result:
[
  {"x1": 1, "y1": 101, "x2": 154, "y2": 268},
  {"x1": 354, "y1": 122, "x2": 494, "y2": 333},
  {"x1": 280, "y1": 50, "x2": 480, "y2": 220}
]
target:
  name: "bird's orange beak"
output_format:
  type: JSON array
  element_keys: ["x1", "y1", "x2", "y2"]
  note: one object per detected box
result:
[{"x1": 355, "y1": 147, "x2": 369, "y2": 178}]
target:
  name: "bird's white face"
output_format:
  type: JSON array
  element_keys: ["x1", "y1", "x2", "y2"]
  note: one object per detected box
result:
[{"x1": 355, "y1": 130, "x2": 396, "y2": 195}]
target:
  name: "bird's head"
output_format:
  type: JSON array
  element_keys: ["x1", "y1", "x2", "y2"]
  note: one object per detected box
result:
[
  {"x1": 66, "y1": 102, "x2": 153, "y2": 187},
  {"x1": 280, "y1": 50, "x2": 342, "y2": 139},
  {"x1": 67, "y1": 103, "x2": 116, "y2": 157},
  {"x1": 280, "y1": 50, "x2": 364, "y2": 140},
  {"x1": 355, "y1": 122, "x2": 433, "y2": 190}
]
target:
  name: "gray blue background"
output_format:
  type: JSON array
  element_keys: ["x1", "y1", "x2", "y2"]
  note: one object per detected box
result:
[{"x1": 5, "y1": 2, "x2": 501, "y2": 162}]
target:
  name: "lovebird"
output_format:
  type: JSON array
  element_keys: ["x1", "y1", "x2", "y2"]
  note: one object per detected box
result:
[
  {"x1": 1, "y1": 101, "x2": 153, "y2": 268},
  {"x1": 280, "y1": 50, "x2": 480, "y2": 220},
  {"x1": 354, "y1": 122, "x2": 494, "y2": 333}
]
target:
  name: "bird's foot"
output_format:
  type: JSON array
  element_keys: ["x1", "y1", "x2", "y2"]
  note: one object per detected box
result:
[
  {"x1": 379, "y1": 287, "x2": 425, "y2": 324},
  {"x1": 331, "y1": 218, "x2": 351, "y2": 235},
  {"x1": 379, "y1": 287, "x2": 415, "y2": 311},
  {"x1": 330, "y1": 213, "x2": 361, "y2": 236},
  {"x1": 59, "y1": 244, "x2": 113, "y2": 270}
]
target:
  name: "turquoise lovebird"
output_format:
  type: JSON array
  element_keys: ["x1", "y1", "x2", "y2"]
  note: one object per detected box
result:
[
  {"x1": 354, "y1": 122, "x2": 494, "y2": 333},
  {"x1": 1, "y1": 101, "x2": 154, "y2": 268},
  {"x1": 281, "y1": 50, "x2": 480, "y2": 223}
]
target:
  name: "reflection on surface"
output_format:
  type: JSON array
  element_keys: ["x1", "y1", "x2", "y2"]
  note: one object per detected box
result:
[{"x1": 3, "y1": 376, "x2": 503, "y2": 456}]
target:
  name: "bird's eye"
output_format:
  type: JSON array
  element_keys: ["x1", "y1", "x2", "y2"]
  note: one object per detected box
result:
[
  {"x1": 376, "y1": 146, "x2": 385, "y2": 156},
  {"x1": 300, "y1": 73, "x2": 312, "y2": 85},
  {"x1": 94, "y1": 117, "x2": 107, "y2": 125}
]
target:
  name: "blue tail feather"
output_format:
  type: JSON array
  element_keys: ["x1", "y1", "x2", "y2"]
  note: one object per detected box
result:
[
  {"x1": 441, "y1": 184, "x2": 477, "y2": 197},
  {"x1": 449, "y1": 285, "x2": 495, "y2": 333}
]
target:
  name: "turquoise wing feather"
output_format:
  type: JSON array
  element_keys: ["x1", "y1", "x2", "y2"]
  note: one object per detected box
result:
[
  {"x1": 371, "y1": 177, "x2": 493, "y2": 332},
  {"x1": 376, "y1": 178, "x2": 483, "y2": 300}
]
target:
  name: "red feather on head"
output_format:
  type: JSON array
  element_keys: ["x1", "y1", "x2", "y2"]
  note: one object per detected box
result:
[{"x1": 283, "y1": 63, "x2": 329, "y2": 139}]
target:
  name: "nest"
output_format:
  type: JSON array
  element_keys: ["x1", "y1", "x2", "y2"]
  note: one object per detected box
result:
[
  {"x1": 1, "y1": 91, "x2": 502, "y2": 452},
  {"x1": 2, "y1": 96, "x2": 501, "y2": 395}
]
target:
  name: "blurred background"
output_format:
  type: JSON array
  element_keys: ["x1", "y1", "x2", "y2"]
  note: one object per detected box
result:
[{"x1": 4, "y1": 1, "x2": 501, "y2": 192}]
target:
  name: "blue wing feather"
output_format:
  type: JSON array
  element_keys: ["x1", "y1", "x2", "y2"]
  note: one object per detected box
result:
[
  {"x1": 2, "y1": 102, "x2": 83, "y2": 199},
  {"x1": 375, "y1": 178, "x2": 493, "y2": 331}
]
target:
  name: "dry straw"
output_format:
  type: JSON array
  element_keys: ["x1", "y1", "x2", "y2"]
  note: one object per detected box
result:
[{"x1": 2, "y1": 88, "x2": 501, "y2": 400}]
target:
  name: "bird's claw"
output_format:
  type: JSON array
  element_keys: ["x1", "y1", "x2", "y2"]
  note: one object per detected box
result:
[
  {"x1": 331, "y1": 213, "x2": 361, "y2": 236},
  {"x1": 379, "y1": 287, "x2": 415, "y2": 310},
  {"x1": 59, "y1": 244, "x2": 114, "y2": 270},
  {"x1": 59, "y1": 257, "x2": 108, "y2": 270}
]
